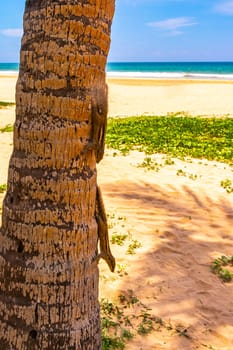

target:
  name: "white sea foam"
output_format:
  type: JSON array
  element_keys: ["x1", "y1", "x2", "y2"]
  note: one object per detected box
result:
[
  {"x1": 107, "y1": 71, "x2": 233, "y2": 80},
  {"x1": 1, "y1": 68, "x2": 233, "y2": 80},
  {"x1": 0, "y1": 70, "x2": 19, "y2": 76},
  {"x1": 183, "y1": 73, "x2": 233, "y2": 80},
  {"x1": 107, "y1": 71, "x2": 184, "y2": 79}
]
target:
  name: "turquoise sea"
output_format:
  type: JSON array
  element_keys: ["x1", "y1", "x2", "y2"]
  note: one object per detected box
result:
[
  {"x1": 107, "y1": 62, "x2": 233, "y2": 80},
  {"x1": 0, "y1": 63, "x2": 19, "y2": 75},
  {"x1": 1, "y1": 62, "x2": 233, "y2": 80}
]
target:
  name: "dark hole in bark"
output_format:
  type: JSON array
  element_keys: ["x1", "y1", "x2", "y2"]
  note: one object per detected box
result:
[
  {"x1": 35, "y1": 304, "x2": 39, "y2": 323},
  {"x1": 17, "y1": 240, "x2": 24, "y2": 253},
  {"x1": 9, "y1": 196, "x2": 14, "y2": 204},
  {"x1": 29, "y1": 330, "x2": 37, "y2": 339}
]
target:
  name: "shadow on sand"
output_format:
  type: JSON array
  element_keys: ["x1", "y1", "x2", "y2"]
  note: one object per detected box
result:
[{"x1": 102, "y1": 179, "x2": 233, "y2": 349}]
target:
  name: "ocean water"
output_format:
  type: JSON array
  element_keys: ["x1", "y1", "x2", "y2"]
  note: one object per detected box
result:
[
  {"x1": 107, "y1": 62, "x2": 233, "y2": 80},
  {"x1": 0, "y1": 63, "x2": 19, "y2": 75},
  {"x1": 1, "y1": 62, "x2": 233, "y2": 80}
]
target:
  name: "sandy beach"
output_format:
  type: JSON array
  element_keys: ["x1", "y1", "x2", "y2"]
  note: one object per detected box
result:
[
  {"x1": 107, "y1": 77, "x2": 233, "y2": 117},
  {"x1": 0, "y1": 75, "x2": 233, "y2": 349},
  {"x1": 1, "y1": 74, "x2": 233, "y2": 117}
]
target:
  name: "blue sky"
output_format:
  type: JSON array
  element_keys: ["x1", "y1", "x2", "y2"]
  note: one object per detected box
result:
[{"x1": 0, "y1": 0, "x2": 233, "y2": 62}]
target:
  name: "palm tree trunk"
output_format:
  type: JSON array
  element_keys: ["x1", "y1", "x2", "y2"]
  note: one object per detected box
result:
[{"x1": 0, "y1": 1, "x2": 115, "y2": 349}]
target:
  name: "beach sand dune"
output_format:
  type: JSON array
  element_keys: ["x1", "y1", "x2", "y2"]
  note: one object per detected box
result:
[{"x1": 0, "y1": 76, "x2": 233, "y2": 349}]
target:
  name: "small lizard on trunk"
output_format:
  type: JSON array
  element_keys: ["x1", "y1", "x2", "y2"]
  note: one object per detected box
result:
[{"x1": 95, "y1": 185, "x2": 115, "y2": 272}]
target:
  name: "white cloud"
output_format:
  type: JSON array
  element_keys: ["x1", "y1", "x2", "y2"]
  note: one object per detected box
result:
[
  {"x1": 148, "y1": 17, "x2": 197, "y2": 35},
  {"x1": 1, "y1": 28, "x2": 23, "y2": 37},
  {"x1": 214, "y1": 1, "x2": 233, "y2": 14}
]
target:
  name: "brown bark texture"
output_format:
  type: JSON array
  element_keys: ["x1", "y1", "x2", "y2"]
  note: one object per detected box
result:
[{"x1": 0, "y1": 0, "x2": 115, "y2": 349}]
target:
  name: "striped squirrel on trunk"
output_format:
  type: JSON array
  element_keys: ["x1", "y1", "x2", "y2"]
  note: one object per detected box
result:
[
  {"x1": 83, "y1": 85, "x2": 115, "y2": 272},
  {"x1": 83, "y1": 84, "x2": 108, "y2": 163},
  {"x1": 95, "y1": 185, "x2": 115, "y2": 272}
]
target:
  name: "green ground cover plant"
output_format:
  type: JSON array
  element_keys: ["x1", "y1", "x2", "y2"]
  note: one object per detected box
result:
[
  {"x1": 220, "y1": 178, "x2": 233, "y2": 193},
  {"x1": 111, "y1": 233, "x2": 128, "y2": 246},
  {"x1": 0, "y1": 124, "x2": 14, "y2": 133},
  {"x1": 137, "y1": 156, "x2": 161, "y2": 171},
  {"x1": 137, "y1": 155, "x2": 175, "y2": 171},
  {"x1": 100, "y1": 290, "x2": 163, "y2": 350},
  {"x1": 0, "y1": 101, "x2": 15, "y2": 108},
  {"x1": 126, "y1": 240, "x2": 142, "y2": 255},
  {"x1": 211, "y1": 255, "x2": 233, "y2": 282},
  {"x1": 100, "y1": 290, "x2": 192, "y2": 349},
  {"x1": 0, "y1": 184, "x2": 7, "y2": 193},
  {"x1": 106, "y1": 116, "x2": 233, "y2": 163}
]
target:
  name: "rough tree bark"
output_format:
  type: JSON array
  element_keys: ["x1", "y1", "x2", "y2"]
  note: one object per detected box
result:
[{"x1": 0, "y1": 0, "x2": 115, "y2": 349}]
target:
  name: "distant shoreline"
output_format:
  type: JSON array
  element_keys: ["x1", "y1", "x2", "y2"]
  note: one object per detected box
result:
[
  {"x1": 1, "y1": 72, "x2": 233, "y2": 84},
  {"x1": 2, "y1": 60, "x2": 233, "y2": 81},
  {"x1": 107, "y1": 77, "x2": 233, "y2": 85},
  {"x1": 107, "y1": 72, "x2": 233, "y2": 81},
  {"x1": 0, "y1": 71, "x2": 18, "y2": 77}
]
